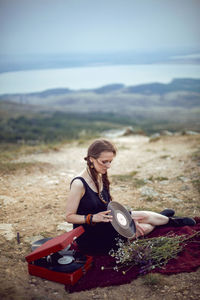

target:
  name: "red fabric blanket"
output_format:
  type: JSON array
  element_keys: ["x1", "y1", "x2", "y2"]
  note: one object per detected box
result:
[{"x1": 67, "y1": 217, "x2": 200, "y2": 293}]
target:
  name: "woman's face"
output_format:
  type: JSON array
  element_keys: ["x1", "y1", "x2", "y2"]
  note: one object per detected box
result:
[{"x1": 91, "y1": 151, "x2": 115, "y2": 174}]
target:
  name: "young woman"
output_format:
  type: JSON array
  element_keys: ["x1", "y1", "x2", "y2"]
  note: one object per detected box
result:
[{"x1": 66, "y1": 139, "x2": 195, "y2": 254}]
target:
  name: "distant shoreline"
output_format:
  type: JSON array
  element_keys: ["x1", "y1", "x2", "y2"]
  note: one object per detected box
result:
[
  {"x1": 0, "y1": 50, "x2": 200, "y2": 74},
  {"x1": 0, "y1": 63, "x2": 199, "y2": 95}
]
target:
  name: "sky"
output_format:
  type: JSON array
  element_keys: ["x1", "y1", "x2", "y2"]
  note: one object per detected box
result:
[{"x1": 0, "y1": 0, "x2": 200, "y2": 56}]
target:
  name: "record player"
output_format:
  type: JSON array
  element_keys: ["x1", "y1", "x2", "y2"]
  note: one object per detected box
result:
[{"x1": 25, "y1": 226, "x2": 93, "y2": 286}]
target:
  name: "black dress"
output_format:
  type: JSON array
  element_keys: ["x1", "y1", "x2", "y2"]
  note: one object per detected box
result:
[{"x1": 71, "y1": 177, "x2": 120, "y2": 254}]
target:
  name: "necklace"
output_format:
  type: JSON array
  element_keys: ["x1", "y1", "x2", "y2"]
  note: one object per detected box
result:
[
  {"x1": 98, "y1": 191, "x2": 107, "y2": 204},
  {"x1": 86, "y1": 168, "x2": 107, "y2": 204}
]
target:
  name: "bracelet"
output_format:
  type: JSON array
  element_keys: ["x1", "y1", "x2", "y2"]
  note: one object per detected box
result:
[
  {"x1": 91, "y1": 214, "x2": 96, "y2": 226},
  {"x1": 90, "y1": 214, "x2": 93, "y2": 224},
  {"x1": 85, "y1": 214, "x2": 95, "y2": 225},
  {"x1": 84, "y1": 215, "x2": 87, "y2": 223},
  {"x1": 86, "y1": 214, "x2": 92, "y2": 225}
]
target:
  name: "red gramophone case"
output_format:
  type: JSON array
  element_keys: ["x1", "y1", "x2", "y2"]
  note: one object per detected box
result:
[{"x1": 26, "y1": 226, "x2": 93, "y2": 286}]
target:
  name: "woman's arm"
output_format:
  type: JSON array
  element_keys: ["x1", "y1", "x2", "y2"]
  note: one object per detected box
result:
[{"x1": 66, "y1": 179, "x2": 86, "y2": 224}]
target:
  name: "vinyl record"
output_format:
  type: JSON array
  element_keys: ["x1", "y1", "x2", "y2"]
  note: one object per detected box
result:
[
  {"x1": 34, "y1": 252, "x2": 87, "y2": 273},
  {"x1": 50, "y1": 253, "x2": 87, "y2": 273},
  {"x1": 58, "y1": 255, "x2": 75, "y2": 265},
  {"x1": 107, "y1": 201, "x2": 136, "y2": 238},
  {"x1": 31, "y1": 238, "x2": 52, "y2": 251}
]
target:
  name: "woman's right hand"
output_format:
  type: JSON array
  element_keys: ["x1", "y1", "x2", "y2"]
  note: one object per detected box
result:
[
  {"x1": 134, "y1": 220, "x2": 145, "y2": 238},
  {"x1": 92, "y1": 210, "x2": 113, "y2": 223}
]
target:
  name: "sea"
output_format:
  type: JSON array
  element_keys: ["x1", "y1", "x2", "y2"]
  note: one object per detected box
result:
[{"x1": 0, "y1": 63, "x2": 200, "y2": 95}]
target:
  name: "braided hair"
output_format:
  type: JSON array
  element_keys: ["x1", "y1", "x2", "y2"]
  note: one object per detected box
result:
[{"x1": 84, "y1": 139, "x2": 116, "y2": 201}]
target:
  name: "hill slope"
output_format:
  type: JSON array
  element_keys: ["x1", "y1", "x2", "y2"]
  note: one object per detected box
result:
[{"x1": 0, "y1": 78, "x2": 199, "y2": 142}]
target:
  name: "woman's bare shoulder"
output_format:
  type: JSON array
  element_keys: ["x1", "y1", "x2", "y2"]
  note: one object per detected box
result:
[
  {"x1": 70, "y1": 177, "x2": 86, "y2": 199},
  {"x1": 71, "y1": 177, "x2": 83, "y2": 186}
]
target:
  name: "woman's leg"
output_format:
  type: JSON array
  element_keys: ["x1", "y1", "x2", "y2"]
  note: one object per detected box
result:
[
  {"x1": 131, "y1": 211, "x2": 168, "y2": 238},
  {"x1": 131, "y1": 210, "x2": 196, "y2": 237},
  {"x1": 131, "y1": 211, "x2": 169, "y2": 226}
]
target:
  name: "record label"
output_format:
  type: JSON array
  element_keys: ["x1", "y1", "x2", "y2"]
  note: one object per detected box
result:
[
  {"x1": 58, "y1": 256, "x2": 74, "y2": 265},
  {"x1": 116, "y1": 212, "x2": 127, "y2": 226}
]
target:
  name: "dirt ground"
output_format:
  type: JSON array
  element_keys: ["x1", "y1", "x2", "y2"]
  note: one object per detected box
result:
[{"x1": 0, "y1": 134, "x2": 200, "y2": 300}]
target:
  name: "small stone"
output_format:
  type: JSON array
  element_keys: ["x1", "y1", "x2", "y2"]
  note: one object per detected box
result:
[
  {"x1": 161, "y1": 130, "x2": 173, "y2": 136},
  {"x1": 1, "y1": 256, "x2": 8, "y2": 263},
  {"x1": 183, "y1": 290, "x2": 189, "y2": 295},
  {"x1": 149, "y1": 133, "x2": 161, "y2": 142},
  {"x1": 160, "y1": 180, "x2": 169, "y2": 185},
  {"x1": 170, "y1": 197, "x2": 183, "y2": 203},
  {"x1": 143, "y1": 178, "x2": 153, "y2": 184},
  {"x1": 122, "y1": 127, "x2": 135, "y2": 136},
  {"x1": 164, "y1": 285, "x2": 168, "y2": 289},
  {"x1": 0, "y1": 195, "x2": 17, "y2": 206},
  {"x1": 57, "y1": 222, "x2": 73, "y2": 231},
  {"x1": 180, "y1": 185, "x2": 190, "y2": 191},
  {"x1": 183, "y1": 130, "x2": 199, "y2": 135},
  {"x1": 43, "y1": 204, "x2": 52, "y2": 209},
  {"x1": 0, "y1": 224, "x2": 15, "y2": 240},
  {"x1": 178, "y1": 176, "x2": 190, "y2": 182},
  {"x1": 140, "y1": 186, "x2": 159, "y2": 198},
  {"x1": 46, "y1": 180, "x2": 59, "y2": 185},
  {"x1": 24, "y1": 235, "x2": 44, "y2": 244},
  {"x1": 53, "y1": 291, "x2": 58, "y2": 295}
]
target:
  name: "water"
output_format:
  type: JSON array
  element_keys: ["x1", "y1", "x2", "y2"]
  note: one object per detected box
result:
[{"x1": 0, "y1": 63, "x2": 200, "y2": 94}]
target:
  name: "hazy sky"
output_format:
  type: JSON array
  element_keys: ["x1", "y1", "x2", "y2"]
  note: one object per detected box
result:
[{"x1": 0, "y1": 0, "x2": 200, "y2": 56}]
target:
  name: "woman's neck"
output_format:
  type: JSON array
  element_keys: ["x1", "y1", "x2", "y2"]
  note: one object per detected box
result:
[
  {"x1": 79, "y1": 168, "x2": 102, "y2": 193},
  {"x1": 86, "y1": 167, "x2": 101, "y2": 181}
]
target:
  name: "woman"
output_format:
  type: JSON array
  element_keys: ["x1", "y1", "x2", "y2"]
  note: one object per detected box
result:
[{"x1": 66, "y1": 139, "x2": 195, "y2": 254}]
